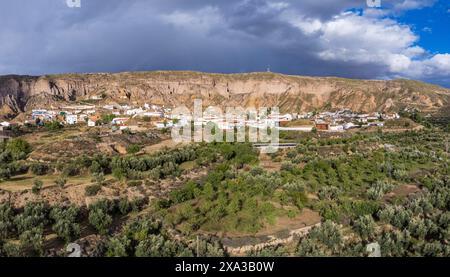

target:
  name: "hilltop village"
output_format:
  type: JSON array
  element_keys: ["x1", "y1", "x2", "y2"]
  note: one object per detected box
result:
[{"x1": 0, "y1": 102, "x2": 402, "y2": 139}]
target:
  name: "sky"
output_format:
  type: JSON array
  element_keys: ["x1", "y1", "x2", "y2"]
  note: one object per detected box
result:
[{"x1": 0, "y1": 0, "x2": 449, "y2": 87}]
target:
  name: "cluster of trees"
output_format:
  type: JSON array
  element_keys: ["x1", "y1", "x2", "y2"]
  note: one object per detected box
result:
[
  {"x1": 268, "y1": 130, "x2": 450, "y2": 256},
  {"x1": 56, "y1": 154, "x2": 112, "y2": 178},
  {"x1": 102, "y1": 217, "x2": 225, "y2": 257},
  {"x1": 296, "y1": 221, "x2": 361, "y2": 257},
  {"x1": 160, "y1": 143, "x2": 310, "y2": 234},
  {"x1": 294, "y1": 173, "x2": 450, "y2": 257},
  {"x1": 49, "y1": 205, "x2": 81, "y2": 243},
  {"x1": 0, "y1": 202, "x2": 48, "y2": 256},
  {"x1": 0, "y1": 196, "x2": 147, "y2": 257},
  {"x1": 30, "y1": 163, "x2": 50, "y2": 176},
  {"x1": 87, "y1": 198, "x2": 147, "y2": 235},
  {"x1": 0, "y1": 139, "x2": 32, "y2": 180},
  {"x1": 110, "y1": 146, "x2": 198, "y2": 180},
  {"x1": 367, "y1": 180, "x2": 394, "y2": 200}
]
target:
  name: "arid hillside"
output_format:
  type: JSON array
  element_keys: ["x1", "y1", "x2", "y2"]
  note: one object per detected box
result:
[{"x1": 1, "y1": 71, "x2": 449, "y2": 119}]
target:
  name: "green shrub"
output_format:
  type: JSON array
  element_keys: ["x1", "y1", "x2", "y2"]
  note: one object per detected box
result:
[
  {"x1": 88, "y1": 206, "x2": 112, "y2": 235},
  {"x1": 85, "y1": 184, "x2": 102, "y2": 196},
  {"x1": 14, "y1": 202, "x2": 48, "y2": 234},
  {"x1": 0, "y1": 203, "x2": 14, "y2": 239},
  {"x1": 45, "y1": 121, "x2": 63, "y2": 131},
  {"x1": 49, "y1": 205, "x2": 80, "y2": 242},
  {"x1": 367, "y1": 180, "x2": 394, "y2": 200},
  {"x1": 63, "y1": 163, "x2": 81, "y2": 177},
  {"x1": 31, "y1": 180, "x2": 43, "y2": 194},
  {"x1": 5, "y1": 138, "x2": 32, "y2": 160},
  {"x1": 54, "y1": 177, "x2": 67, "y2": 189},
  {"x1": 92, "y1": 172, "x2": 105, "y2": 185},
  {"x1": 353, "y1": 215, "x2": 377, "y2": 241},
  {"x1": 118, "y1": 198, "x2": 131, "y2": 215},
  {"x1": 127, "y1": 144, "x2": 141, "y2": 154},
  {"x1": 105, "y1": 237, "x2": 130, "y2": 257},
  {"x1": 19, "y1": 227, "x2": 44, "y2": 256},
  {"x1": 30, "y1": 163, "x2": 49, "y2": 176}
]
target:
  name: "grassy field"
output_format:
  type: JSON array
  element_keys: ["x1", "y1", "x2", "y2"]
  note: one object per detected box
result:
[{"x1": 0, "y1": 173, "x2": 99, "y2": 192}]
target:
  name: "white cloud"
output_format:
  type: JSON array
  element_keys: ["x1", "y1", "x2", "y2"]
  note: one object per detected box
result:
[
  {"x1": 309, "y1": 13, "x2": 420, "y2": 65},
  {"x1": 286, "y1": 15, "x2": 322, "y2": 35},
  {"x1": 422, "y1": 27, "x2": 432, "y2": 33},
  {"x1": 388, "y1": 54, "x2": 412, "y2": 72},
  {"x1": 279, "y1": 8, "x2": 448, "y2": 82},
  {"x1": 393, "y1": 0, "x2": 436, "y2": 11},
  {"x1": 424, "y1": 54, "x2": 450, "y2": 72}
]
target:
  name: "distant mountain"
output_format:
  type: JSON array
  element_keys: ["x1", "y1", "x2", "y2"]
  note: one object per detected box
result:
[{"x1": 1, "y1": 71, "x2": 449, "y2": 119}]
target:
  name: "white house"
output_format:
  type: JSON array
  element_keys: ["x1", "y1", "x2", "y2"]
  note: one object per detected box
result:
[
  {"x1": 268, "y1": 113, "x2": 293, "y2": 122},
  {"x1": 65, "y1": 114, "x2": 78, "y2": 125},
  {"x1": 0, "y1": 121, "x2": 11, "y2": 127},
  {"x1": 126, "y1": 108, "x2": 144, "y2": 116},
  {"x1": 343, "y1": 122, "x2": 358, "y2": 130},
  {"x1": 382, "y1": 113, "x2": 400, "y2": 120},
  {"x1": 329, "y1": 125, "x2": 344, "y2": 132},
  {"x1": 112, "y1": 117, "x2": 129, "y2": 125},
  {"x1": 90, "y1": 95, "x2": 103, "y2": 100},
  {"x1": 134, "y1": 111, "x2": 163, "y2": 118},
  {"x1": 298, "y1": 112, "x2": 313, "y2": 119},
  {"x1": 103, "y1": 105, "x2": 115, "y2": 110},
  {"x1": 358, "y1": 117, "x2": 368, "y2": 123},
  {"x1": 368, "y1": 122, "x2": 384, "y2": 127},
  {"x1": 88, "y1": 119, "x2": 96, "y2": 127}
]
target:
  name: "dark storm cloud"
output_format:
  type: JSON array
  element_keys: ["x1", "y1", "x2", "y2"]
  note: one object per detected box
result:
[{"x1": 0, "y1": 0, "x2": 448, "y2": 87}]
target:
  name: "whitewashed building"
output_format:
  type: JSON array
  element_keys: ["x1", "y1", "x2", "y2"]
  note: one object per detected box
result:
[
  {"x1": 329, "y1": 125, "x2": 344, "y2": 132},
  {"x1": 0, "y1": 121, "x2": 11, "y2": 127},
  {"x1": 112, "y1": 118, "x2": 130, "y2": 125},
  {"x1": 88, "y1": 119, "x2": 96, "y2": 127},
  {"x1": 65, "y1": 114, "x2": 78, "y2": 125}
]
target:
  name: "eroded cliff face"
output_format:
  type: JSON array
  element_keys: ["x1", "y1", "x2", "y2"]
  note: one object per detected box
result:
[{"x1": 1, "y1": 71, "x2": 449, "y2": 119}]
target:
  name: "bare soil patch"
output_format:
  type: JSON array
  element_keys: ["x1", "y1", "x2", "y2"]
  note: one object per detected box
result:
[{"x1": 384, "y1": 184, "x2": 421, "y2": 201}]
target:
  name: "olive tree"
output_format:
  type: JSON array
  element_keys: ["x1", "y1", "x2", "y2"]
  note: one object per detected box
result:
[
  {"x1": 88, "y1": 205, "x2": 112, "y2": 235},
  {"x1": 353, "y1": 215, "x2": 377, "y2": 241},
  {"x1": 19, "y1": 227, "x2": 44, "y2": 256},
  {"x1": 14, "y1": 202, "x2": 47, "y2": 234},
  {"x1": 31, "y1": 180, "x2": 43, "y2": 195},
  {"x1": 54, "y1": 177, "x2": 67, "y2": 189},
  {"x1": 49, "y1": 205, "x2": 80, "y2": 243},
  {"x1": 0, "y1": 203, "x2": 14, "y2": 239}
]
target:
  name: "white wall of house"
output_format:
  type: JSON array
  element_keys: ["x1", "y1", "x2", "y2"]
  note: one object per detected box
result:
[
  {"x1": 66, "y1": 115, "x2": 78, "y2": 125},
  {"x1": 88, "y1": 120, "x2": 96, "y2": 127},
  {"x1": 112, "y1": 118, "x2": 129, "y2": 125},
  {"x1": 329, "y1": 125, "x2": 344, "y2": 132}
]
